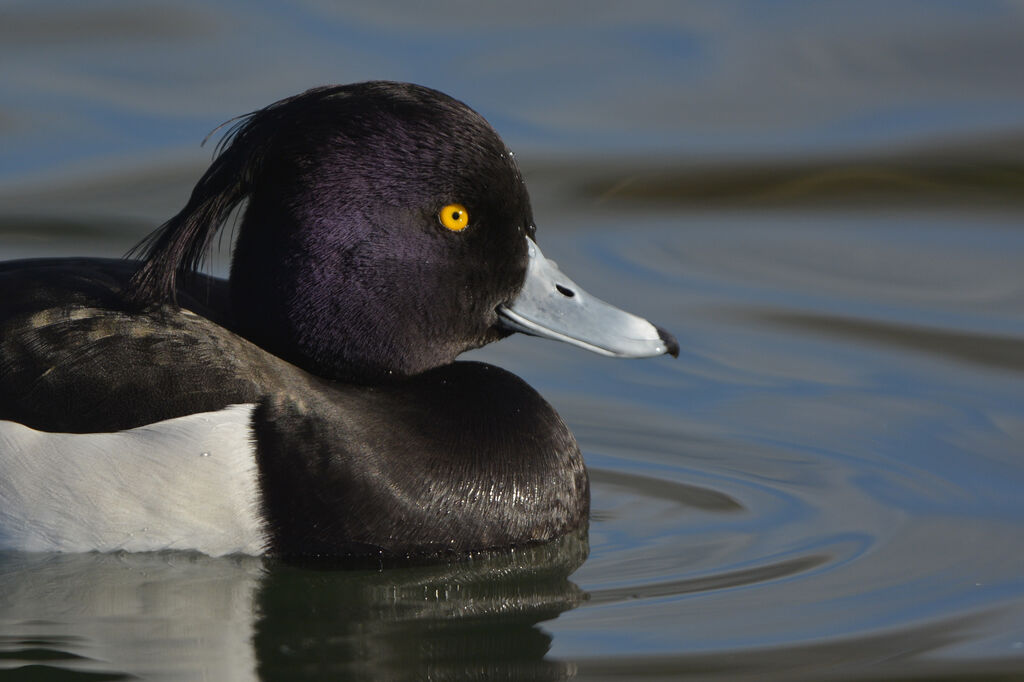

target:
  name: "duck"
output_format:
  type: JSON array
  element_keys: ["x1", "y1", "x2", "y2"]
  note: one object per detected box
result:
[{"x1": 0, "y1": 81, "x2": 677, "y2": 559}]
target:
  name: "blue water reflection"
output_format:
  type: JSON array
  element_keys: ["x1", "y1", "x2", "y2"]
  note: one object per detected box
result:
[{"x1": 5, "y1": 1, "x2": 1024, "y2": 180}]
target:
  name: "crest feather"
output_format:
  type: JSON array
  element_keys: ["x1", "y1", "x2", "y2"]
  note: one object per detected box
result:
[{"x1": 126, "y1": 86, "x2": 343, "y2": 306}]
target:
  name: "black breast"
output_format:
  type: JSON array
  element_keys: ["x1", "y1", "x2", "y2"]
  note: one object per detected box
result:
[{"x1": 252, "y1": 361, "x2": 589, "y2": 558}]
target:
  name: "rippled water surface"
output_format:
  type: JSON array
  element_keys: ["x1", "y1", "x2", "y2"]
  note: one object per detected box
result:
[{"x1": 2, "y1": 2, "x2": 1024, "y2": 680}]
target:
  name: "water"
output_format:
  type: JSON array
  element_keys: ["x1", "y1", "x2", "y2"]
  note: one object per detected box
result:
[{"x1": 2, "y1": 2, "x2": 1024, "y2": 680}]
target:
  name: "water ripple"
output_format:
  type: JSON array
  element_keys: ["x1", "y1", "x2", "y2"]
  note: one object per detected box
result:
[{"x1": 586, "y1": 552, "x2": 828, "y2": 605}]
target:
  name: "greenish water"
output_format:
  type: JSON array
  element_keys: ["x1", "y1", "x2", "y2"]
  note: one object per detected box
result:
[{"x1": 2, "y1": 2, "x2": 1024, "y2": 680}]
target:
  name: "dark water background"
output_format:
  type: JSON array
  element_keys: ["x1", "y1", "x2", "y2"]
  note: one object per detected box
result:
[{"x1": 2, "y1": 2, "x2": 1024, "y2": 680}]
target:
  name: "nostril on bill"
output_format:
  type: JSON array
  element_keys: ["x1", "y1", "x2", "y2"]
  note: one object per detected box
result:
[{"x1": 555, "y1": 284, "x2": 575, "y2": 298}]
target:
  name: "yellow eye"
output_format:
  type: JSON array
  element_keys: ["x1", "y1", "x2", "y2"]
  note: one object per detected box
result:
[{"x1": 439, "y1": 203, "x2": 469, "y2": 232}]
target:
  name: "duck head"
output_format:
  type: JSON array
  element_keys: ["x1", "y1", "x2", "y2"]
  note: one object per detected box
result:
[{"x1": 129, "y1": 82, "x2": 677, "y2": 382}]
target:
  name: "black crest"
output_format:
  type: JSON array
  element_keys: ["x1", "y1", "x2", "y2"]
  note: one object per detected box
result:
[{"x1": 127, "y1": 85, "x2": 363, "y2": 307}]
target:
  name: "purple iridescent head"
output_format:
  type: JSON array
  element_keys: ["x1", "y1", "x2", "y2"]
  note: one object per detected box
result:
[{"x1": 129, "y1": 82, "x2": 676, "y2": 382}]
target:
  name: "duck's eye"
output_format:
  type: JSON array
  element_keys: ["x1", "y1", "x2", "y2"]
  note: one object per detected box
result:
[{"x1": 439, "y1": 203, "x2": 470, "y2": 232}]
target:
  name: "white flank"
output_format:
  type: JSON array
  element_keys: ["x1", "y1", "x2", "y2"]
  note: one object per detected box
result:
[{"x1": 0, "y1": 404, "x2": 268, "y2": 555}]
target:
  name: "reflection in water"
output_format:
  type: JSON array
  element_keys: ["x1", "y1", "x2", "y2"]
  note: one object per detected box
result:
[
  {"x1": 575, "y1": 151, "x2": 1024, "y2": 207},
  {"x1": 0, "y1": 530, "x2": 588, "y2": 680},
  {"x1": 0, "y1": 551, "x2": 263, "y2": 680},
  {"x1": 574, "y1": 611, "x2": 1024, "y2": 681},
  {"x1": 255, "y1": 533, "x2": 589, "y2": 680},
  {"x1": 740, "y1": 307, "x2": 1024, "y2": 374}
]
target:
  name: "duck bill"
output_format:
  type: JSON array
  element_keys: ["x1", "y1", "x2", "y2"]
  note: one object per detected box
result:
[{"x1": 497, "y1": 237, "x2": 679, "y2": 358}]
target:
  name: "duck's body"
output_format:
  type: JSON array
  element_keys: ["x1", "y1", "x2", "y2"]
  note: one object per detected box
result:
[
  {"x1": 0, "y1": 82, "x2": 674, "y2": 558},
  {"x1": 1, "y1": 259, "x2": 585, "y2": 557}
]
